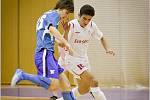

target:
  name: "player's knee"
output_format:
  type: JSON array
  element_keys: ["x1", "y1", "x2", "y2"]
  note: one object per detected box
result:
[
  {"x1": 88, "y1": 75, "x2": 94, "y2": 81},
  {"x1": 80, "y1": 71, "x2": 94, "y2": 84}
]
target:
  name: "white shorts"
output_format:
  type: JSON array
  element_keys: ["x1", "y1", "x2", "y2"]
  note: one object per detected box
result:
[{"x1": 58, "y1": 54, "x2": 90, "y2": 78}]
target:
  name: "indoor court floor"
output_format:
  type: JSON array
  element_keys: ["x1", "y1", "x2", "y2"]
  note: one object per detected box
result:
[{"x1": 1, "y1": 85, "x2": 149, "y2": 100}]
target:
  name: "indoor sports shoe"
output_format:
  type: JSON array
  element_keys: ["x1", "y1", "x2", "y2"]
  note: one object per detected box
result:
[
  {"x1": 50, "y1": 96, "x2": 58, "y2": 100},
  {"x1": 11, "y1": 69, "x2": 23, "y2": 87}
]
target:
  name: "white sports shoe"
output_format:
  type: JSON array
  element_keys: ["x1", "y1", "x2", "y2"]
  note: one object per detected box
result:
[{"x1": 11, "y1": 69, "x2": 23, "y2": 87}]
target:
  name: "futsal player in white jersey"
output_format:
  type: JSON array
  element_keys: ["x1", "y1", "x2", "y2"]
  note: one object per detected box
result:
[{"x1": 58, "y1": 4, "x2": 115, "y2": 100}]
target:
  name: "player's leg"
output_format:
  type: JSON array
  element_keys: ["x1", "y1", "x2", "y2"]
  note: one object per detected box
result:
[
  {"x1": 35, "y1": 49, "x2": 60, "y2": 99},
  {"x1": 90, "y1": 79, "x2": 107, "y2": 100},
  {"x1": 59, "y1": 72, "x2": 76, "y2": 100},
  {"x1": 11, "y1": 69, "x2": 59, "y2": 91},
  {"x1": 46, "y1": 51, "x2": 76, "y2": 100},
  {"x1": 74, "y1": 71, "x2": 107, "y2": 100},
  {"x1": 64, "y1": 55, "x2": 93, "y2": 98},
  {"x1": 57, "y1": 55, "x2": 77, "y2": 100},
  {"x1": 72, "y1": 70, "x2": 93, "y2": 99}
]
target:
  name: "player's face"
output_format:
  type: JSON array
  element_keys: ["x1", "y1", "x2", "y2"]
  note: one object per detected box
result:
[
  {"x1": 60, "y1": 9, "x2": 69, "y2": 20},
  {"x1": 79, "y1": 15, "x2": 93, "y2": 28}
]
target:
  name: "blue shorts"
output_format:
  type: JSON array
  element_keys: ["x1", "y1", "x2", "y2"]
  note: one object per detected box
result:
[{"x1": 34, "y1": 49, "x2": 64, "y2": 79}]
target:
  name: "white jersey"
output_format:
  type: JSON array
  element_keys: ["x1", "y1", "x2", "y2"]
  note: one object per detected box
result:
[
  {"x1": 58, "y1": 19, "x2": 103, "y2": 77},
  {"x1": 68, "y1": 19, "x2": 103, "y2": 58}
]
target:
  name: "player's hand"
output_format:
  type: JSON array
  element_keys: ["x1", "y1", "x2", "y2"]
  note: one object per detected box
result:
[
  {"x1": 65, "y1": 43, "x2": 74, "y2": 56},
  {"x1": 58, "y1": 42, "x2": 73, "y2": 56},
  {"x1": 106, "y1": 49, "x2": 115, "y2": 56},
  {"x1": 65, "y1": 42, "x2": 71, "y2": 50}
]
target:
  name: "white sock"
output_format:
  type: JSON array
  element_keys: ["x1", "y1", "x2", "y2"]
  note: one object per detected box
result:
[
  {"x1": 72, "y1": 87, "x2": 82, "y2": 98},
  {"x1": 56, "y1": 97, "x2": 64, "y2": 100},
  {"x1": 90, "y1": 87, "x2": 107, "y2": 100}
]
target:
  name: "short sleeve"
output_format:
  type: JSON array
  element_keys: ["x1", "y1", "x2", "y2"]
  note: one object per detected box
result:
[
  {"x1": 46, "y1": 12, "x2": 60, "y2": 29},
  {"x1": 92, "y1": 22, "x2": 103, "y2": 40}
]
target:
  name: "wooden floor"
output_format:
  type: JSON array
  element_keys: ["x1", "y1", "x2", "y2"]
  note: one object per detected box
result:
[
  {"x1": 1, "y1": 85, "x2": 149, "y2": 100},
  {"x1": 1, "y1": 96, "x2": 49, "y2": 100}
]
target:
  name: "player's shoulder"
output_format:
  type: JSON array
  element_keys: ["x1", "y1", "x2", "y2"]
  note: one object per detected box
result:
[
  {"x1": 69, "y1": 19, "x2": 78, "y2": 28},
  {"x1": 44, "y1": 10, "x2": 55, "y2": 14},
  {"x1": 42, "y1": 10, "x2": 58, "y2": 18},
  {"x1": 69, "y1": 19, "x2": 78, "y2": 24}
]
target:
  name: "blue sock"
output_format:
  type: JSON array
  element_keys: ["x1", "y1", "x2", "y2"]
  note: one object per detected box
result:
[
  {"x1": 21, "y1": 72, "x2": 51, "y2": 89},
  {"x1": 62, "y1": 91, "x2": 76, "y2": 100}
]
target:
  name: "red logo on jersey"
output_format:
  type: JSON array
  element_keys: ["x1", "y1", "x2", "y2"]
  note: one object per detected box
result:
[{"x1": 74, "y1": 39, "x2": 89, "y2": 44}]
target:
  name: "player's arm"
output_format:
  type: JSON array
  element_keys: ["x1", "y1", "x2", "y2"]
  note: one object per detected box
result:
[
  {"x1": 63, "y1": 30, "x2": 69, "y2": 41},
  {"x1": 100, "y1": 37, "x2": 115, "y2": 56},
  {"x1": 92, "y1": 22, "x2": 115, "y2": 56},
  {"x1": 55, "y1": 18, "x2": 70, "y2": 48},
  {"x1": 100, "y1": 37, "x2": 108, "y2": 52},
  {"x1": 49, "y1": 26, "x2": 73, "y2": 55},
  {"x1": 49, "y1": 26, "x2": 69, "y2": 49}
]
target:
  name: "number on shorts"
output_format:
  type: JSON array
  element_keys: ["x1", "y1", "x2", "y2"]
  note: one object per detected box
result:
[{"x1": 77, "y1": 64, "x2": 85, "y2": 70}]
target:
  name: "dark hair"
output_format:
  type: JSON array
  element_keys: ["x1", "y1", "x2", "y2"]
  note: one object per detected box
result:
[
  {"x1": 54, "y1": 0, "x2": 74, "y2": 13},
  {"x1": 79, "y1": 4, "x2": 95, "y2": 16}
]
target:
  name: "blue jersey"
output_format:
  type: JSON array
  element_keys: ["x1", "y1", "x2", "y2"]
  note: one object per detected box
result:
[{"x1": 35, "y1": 10, "x2": 60, "y2": 52}]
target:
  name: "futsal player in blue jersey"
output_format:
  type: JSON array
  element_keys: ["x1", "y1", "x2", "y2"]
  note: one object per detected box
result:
[{"x1": 11, "y1": 0, "x2": 76, "y2": 100}]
